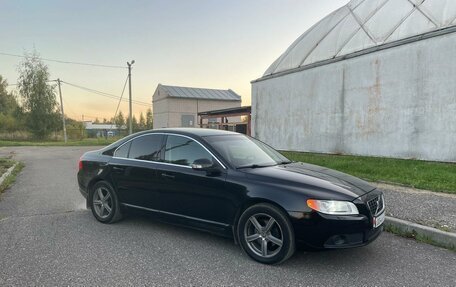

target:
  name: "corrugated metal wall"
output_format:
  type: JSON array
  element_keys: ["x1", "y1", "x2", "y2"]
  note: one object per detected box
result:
[{"x1": 252, "y1": 32, "x2": 456, "y2": 162}]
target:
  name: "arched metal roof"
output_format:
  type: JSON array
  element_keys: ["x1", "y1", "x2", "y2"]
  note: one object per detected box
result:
[{"x1": 264, "y1": 0, "x2": 456, "y2": 76}]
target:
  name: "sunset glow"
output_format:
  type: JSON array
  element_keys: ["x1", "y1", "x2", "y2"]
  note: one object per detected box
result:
[{"x1": 2, "y1": 0, "x2": 348, "y2": 121}]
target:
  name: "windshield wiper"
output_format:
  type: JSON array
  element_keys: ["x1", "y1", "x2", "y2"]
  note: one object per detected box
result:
[{"x1": 236, "y1": 164, "x2": 274, "y2": 169}]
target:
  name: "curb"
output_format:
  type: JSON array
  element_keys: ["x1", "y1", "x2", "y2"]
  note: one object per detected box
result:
[
  {"x1": 385, "y1": 216, "x2": 456, "y2": 251},
  {"x1": 0, "y1": 163, "x2": 18, "y2": 187}
]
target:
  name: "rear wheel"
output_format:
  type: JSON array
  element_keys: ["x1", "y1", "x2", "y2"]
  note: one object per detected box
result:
[
  {"x1": 237, "y1": 203, "x2": 295, "y2": 264},
  {"x1": 90, "y1": 181, "x2": 123, "y2": 223}
]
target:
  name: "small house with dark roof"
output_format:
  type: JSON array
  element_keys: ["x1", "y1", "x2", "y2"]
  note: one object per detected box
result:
[{"x1": 152, "y1": 84, "x2": 242, "y2": 129}]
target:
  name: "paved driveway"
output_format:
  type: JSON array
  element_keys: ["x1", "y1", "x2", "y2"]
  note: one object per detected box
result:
[{"x1": 0, "y1": 146, "x2": 455, "y2": 286}]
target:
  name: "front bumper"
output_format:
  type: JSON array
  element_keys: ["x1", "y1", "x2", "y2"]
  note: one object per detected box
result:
[{"x1": 288, "y1": 211, "x2": 383, "y2": 249}]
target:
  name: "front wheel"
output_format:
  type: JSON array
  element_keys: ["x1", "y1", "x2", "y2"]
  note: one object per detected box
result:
[
  {"x1": 237, "y1": 203, "x2": 295, "y2": 264},
  {"x1": 90, "y1": 181, "x2": 123, "y2": 224}
]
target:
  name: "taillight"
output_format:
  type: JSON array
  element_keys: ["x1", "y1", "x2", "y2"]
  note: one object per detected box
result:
[{"x1": 78, "y1": 158, "x2": 83, "y2": 171}]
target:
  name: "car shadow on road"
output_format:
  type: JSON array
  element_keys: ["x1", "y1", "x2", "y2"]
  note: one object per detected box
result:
[{"x1": 112, "y1": 210, "x2": 382, "y2": 268}]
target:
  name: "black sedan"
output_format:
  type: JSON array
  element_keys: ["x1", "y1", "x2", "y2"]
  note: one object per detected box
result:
[{"x1": 77, "y1": 128, "x2": 385, "y2": 264}]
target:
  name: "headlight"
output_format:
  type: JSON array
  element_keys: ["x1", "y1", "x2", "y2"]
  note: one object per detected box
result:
[{"x1": 307, "y1": 199, "x2": 359, "y2": 215}]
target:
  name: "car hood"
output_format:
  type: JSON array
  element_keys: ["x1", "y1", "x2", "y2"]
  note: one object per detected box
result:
[{"x1": 242, "y1": 162, "x2": 375, "y2": 199}]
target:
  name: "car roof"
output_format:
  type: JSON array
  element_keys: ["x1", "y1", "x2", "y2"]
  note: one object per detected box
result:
[
  {"x1": 149, "y1": 128, "x2": 239, "y2": 137},
  {"x1": 101, "y1": 128, "x2": 239, "y2": 155}
]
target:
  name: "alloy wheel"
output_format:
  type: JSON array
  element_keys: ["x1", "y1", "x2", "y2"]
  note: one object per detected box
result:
[
  {"x1": 92, "y1": 187, "x2": 113, "y2": 219},
  {"x1": 243, "y1": 213, "x2": 284, "y2": 258}
]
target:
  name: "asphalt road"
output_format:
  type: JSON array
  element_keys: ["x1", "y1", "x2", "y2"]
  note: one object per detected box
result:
[{"x1": 0, "y1": 146, "x2": 455, "y2": 286}]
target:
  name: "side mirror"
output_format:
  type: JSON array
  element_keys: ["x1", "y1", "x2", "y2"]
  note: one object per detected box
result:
[{"x1": 191, "y1": 158, "x2": 214, "y2": 170}]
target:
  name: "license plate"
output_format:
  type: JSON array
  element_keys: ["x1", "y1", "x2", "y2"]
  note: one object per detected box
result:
[{"x1": 373, "y1": 211, "x2": 385, "y2": 228}]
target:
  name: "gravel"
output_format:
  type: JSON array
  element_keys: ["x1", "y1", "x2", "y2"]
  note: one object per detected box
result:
[{"x1": 376, "y1": 183, "x2": 456, "y2": 232}]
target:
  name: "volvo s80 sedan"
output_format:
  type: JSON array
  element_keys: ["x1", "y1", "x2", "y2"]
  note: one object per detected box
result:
[{"x1": 77, "y1": 128, "x2": 385, "y2": 264}]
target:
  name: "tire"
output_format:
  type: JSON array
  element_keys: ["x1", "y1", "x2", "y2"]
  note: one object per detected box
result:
[
  {"x1": 237, "y1": 203, "x2": 295, "y2": 265},
  {"x1": 90, "y1": 181, "x2": 123, "y2": 224}
]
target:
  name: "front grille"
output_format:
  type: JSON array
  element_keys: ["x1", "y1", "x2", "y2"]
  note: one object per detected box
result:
[{"x1": 367, "y1": 195, "x2": 384, "y2": 215}]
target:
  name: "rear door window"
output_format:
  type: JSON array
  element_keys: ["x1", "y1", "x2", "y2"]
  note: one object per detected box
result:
[
  {"x1": 128, "y1": 134, "x2": 165, "y2": 162},
  {"x1": 114, "y1": 142, "x2": 131, "y2": 158}
]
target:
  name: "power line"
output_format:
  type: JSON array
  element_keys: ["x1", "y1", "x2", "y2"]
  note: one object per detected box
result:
[
  {"x1": 61, "y1": 80, "x2": 150, "y2": 105},
  {"x1": 110, "y1": 75, "x2": 129, "y2": 130},
  {"x1": 60, "y1": 80, "x2": 151, "y2": 107},
  {"x1": 0, "y1": 52, "x2": 127, "y2": 69},
  {"x1": 7, "y1": 78, "x2": 151, "y2": 109}
]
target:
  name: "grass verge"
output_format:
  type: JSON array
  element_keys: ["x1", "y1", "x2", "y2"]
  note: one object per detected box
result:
[
  {"x1": 0, "y1": 161, "x2": 24, "y2": 195},
  {"x1": 0, "y1": 157, "x2": 15, "y2": 176},
  {"x1": 384, "y1": 224, "x2": 456, "y2": 252},
  {"x1": 0, "y1": 138, "x2": 119, "y2": 147},
  {"x1": 282, "y1": 151, "x2": 456, "y2": 195}
]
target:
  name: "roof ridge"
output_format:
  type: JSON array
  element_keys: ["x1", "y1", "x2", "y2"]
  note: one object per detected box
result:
[
  {"x1": 160, "y1": 84, "x2": 231, "y2": 92},
  {"x1": 228, "y1": 89, "x2": 242, "y2": 98}
]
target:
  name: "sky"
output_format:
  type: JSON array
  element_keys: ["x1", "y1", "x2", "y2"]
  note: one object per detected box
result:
[{"x1": 1, "y1": 0, "x2": 348, "y2": 121}]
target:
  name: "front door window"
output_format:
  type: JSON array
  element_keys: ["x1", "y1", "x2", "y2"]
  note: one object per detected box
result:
[{"x1": 164, "y1": 135, "x2": 213, "y2": 167}]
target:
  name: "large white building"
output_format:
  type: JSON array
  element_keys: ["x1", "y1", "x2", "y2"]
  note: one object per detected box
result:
[{"x1": 252, "y1": 0, "x2": 456, "y2": 162}]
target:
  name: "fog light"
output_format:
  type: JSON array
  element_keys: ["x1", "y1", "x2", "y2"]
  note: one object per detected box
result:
[{"x1": 333, "y1": 235, "x2": 347, "y2": 245}]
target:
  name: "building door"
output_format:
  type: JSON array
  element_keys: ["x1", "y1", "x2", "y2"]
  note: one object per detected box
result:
[{"x1": 181, "y1": 115, "x2": 195, "y2": 127}]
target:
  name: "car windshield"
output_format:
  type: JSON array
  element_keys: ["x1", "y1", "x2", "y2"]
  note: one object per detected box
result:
[{"x1": 205, "y1": 134, "x2": 291, "y2": 168}]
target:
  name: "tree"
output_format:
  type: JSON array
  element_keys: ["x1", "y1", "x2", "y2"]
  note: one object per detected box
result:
[
  {"x1": 146, "y1": 108, "x2": 153, "y2": 129},
  {"x1": 17, "y1": 51, "x2": 60, "y2": 139},
  {"x1": 139, "y1": 112, "x2": 146, "y2": 130},
  {"x1": 94, "y1": 117, "x2": 100, "y2": 124},
  {"x1": 0, "y1": 75, "x2": 20, "y2": 115},
  {"x1": 102, "y1": 118, "x2": 108, "y2": 124},
  {"x1": 0, "y1": 75, "x2": 23, "y2": 132},
  {"x1": 132, "y1": 115, "x2": 139, "y2": 131},
  {"x1": 114, "y1": 111, "x2": 125, "y2": 131},
  {"x1": 0, "y1": 114, "x2": 17, "y2": 132},
  {"x1": 126, "y1": 115, "x2": 139, "y2": 132}
]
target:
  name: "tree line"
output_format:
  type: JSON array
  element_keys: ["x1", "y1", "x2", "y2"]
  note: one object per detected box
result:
[
  {"x1": 0, "y1": 51, "x2": 152, "y2": 140},
  {"x1": 96, "y1": 109, "x2": 153, "y2": 132}
]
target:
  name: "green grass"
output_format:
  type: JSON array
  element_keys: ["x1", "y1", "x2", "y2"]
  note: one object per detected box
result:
[
  {"x1": 0, "y1": 157, "x2": 15, "y2": 175},
  {"x1": 0, "y1": 160, "x2": 24, "y2": 195},
  {"x1": 0, "y1": 138, "x2": 119, "y2": 147},
  {"x1": 282, "y1": 151, "x2": 456, "y2": 194},
  {"x1": 384, "y1": 224, "x2": 456, "y2": 252}
]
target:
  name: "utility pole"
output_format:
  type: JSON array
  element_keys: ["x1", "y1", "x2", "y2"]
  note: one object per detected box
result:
[
  {"x1": 57, "y1": 79, "x2": 67, "y2": 143},
  {"x1": 81, "y1": 115, "x2": 84, "y2": 138},
  {"x1": 127, "y1": 60, "x2": 135, "y2": 135}
]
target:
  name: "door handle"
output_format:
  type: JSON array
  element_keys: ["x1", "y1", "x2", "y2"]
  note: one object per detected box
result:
[
  {"x1": 112, "y1": 166, "x2": 126, "y2": 172},
  {"x1": 161, "y1": 173, "x2": 175, "y2": 179}
]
